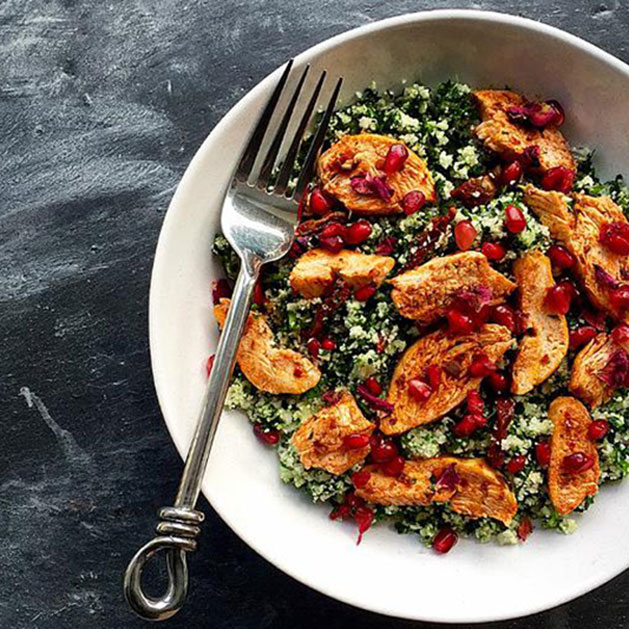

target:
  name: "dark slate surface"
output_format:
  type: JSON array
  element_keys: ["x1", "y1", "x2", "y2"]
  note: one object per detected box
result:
[{"x1": 2, "y1": 0, "x2": 629, "y2": 627}]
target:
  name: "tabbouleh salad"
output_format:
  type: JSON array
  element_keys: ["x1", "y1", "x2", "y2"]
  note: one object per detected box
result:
[{"x1": 211, "y1": 79, "x2": 629, "y2": 552}]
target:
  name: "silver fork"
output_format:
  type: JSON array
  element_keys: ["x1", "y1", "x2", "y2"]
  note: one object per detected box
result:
[{"x1": 123, "y1": 60, "x2": 342, "y2": 621}]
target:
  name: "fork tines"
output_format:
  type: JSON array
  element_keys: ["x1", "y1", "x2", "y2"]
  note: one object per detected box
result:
[{"x1": 235, "y1": 59, "x2": 343, "y2": 203}]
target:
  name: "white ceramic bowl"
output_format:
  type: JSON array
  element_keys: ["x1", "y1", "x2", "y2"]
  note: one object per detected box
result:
[{"x1": 149, "y1": 10, "x2": 629, "y2": 623}]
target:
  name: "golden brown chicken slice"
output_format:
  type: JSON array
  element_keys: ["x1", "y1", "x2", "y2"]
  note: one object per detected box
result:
[
  {"x1": 355, "y1": 457, "x2": 517, "y2": 525},
  {"x1": 389, "y1": 251, "x2": 516, "y2": 324},
  {"x1": 289, "y1": 248, "x2": 395, "y2": 299},
  {"x1": 214, "y1": 298, "x2": 320, "y2": 394},
  {"x1": 473, "y1": 90, "x2": 575, "y2": 172},
  {"x1": 569, "y1": 333, "x2": 618, "y2": 408},
  {"x1": 548, "y1": 397, "x2": 600, "y2": 515},
  {"x1": 524, "y1": 186, "x2": 629, "y2": 323},
  {"x1": 381, "y1": 324, "x2": 513, "y2": 434},
  {"x1": 291, "y1": 392, "x2": 375, "y2": 475},
  {"x1": 317, "y1": 133, "x2": 436, "y2": 215},
  {"x1": 511, "y1": 251, "x2": 569, "y2": 394}
]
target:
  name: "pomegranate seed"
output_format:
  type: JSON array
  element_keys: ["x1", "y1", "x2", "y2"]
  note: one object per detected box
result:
[
  {"x1": 206, "y1": 355, "x2": 215, "y2": 378},
  {"x1": 319, "y1": 235, "x2": 344, "y2": 253},
  {"x1": 569, "y1": 326, "x2": 597, "y2": 350},
  {"x1": 320, "y1": 222, "x2": 346, "y2": 239},
  {"x1": 481, "y1": 241, "x2": 507, "y2": 261},
  {"x1": 344, "y1": 433, "x2": 371, "y2": 450},
  {"x1": 401, "y1": 190, "x2": 426, "y2": 215},
  {"x1": 345, "y1": 491, "x2": 364, "y2": 509},
  {"x1": 408, "y1": 379, "x2": 433, "y2": 402},
  {"x1": 306, "y1": 337, "x2": 320, "y2": 358},
  {"x1": 467, "y1": 390, "x2": 484, "y2": 415},
  {"x1": 501, "y1": 160, "x2": 523, "y2": 186},
  {"x1": 535, "y1": 441, "x2": 551, "y2": 467},
  {"x1": 345, "y1": 219, "x2": 372, "y2": 245},
  {"x1": 426, "y1": 365, "x2": 443, "y2": 390},
  {"x1": 454, "y1": 415, "x2": 478, "y2": 438},
  {"x1": 329, "y1": 503, "x2": 351, "y2": 520},
  {"x1": 469, "y1": 354, "x2": 497, "y2": 377},
  {"x1": 504, "y1": 204, "x2": 527, "y2": 233},
  {"x1": 547, "y1": 244, "x2": 576, "y2": 270},
  {"x1": 507, "y1": 455, "x2": 526, "y2": 474},
  {"x1": 211, "y1": 278, "x2": 232, "y2": 304},
  {"x1": 364, "y1": 377, "x2": 382, "y2": 396},
  {"x1": 541, "y1": 166, "x2": 575, "y2": 193},
  {"x1": 351, "y1": 469, "x2": 372, "y2": 488},
  {"x1": 310, "y1": 187, "x2": 333, "y2": 215},
  {"x1": 446, "y1": 309, "x2": 475, "y2": 335},
  {"x1": 563, "y1": 452, "x2": 595, "y2": 474},
  {"x1": 433, "y1": 527, "x2": 458, "y2": 554},
  {"x1": 380, "y1": 455, "x2": 405, "y2": 477},
  {"x1": 375, "y1": 236, "x2": 396, "y2": 255},
  {"x1": 253, "y1": 423, "x2": 280, "y2": 445},
  {"x1": 600, "y1": 221, "x2": 629, "y2": 255},
  {"x1": 546, "y1": 100, "x2": 565, "y2": 126},
  {"x1": 354, "y1": 506, "x2": 374, "y2": 545},
  {"x1": 517, "y1": 517, "x2": 534, "y2": 542},
  {"x1": 354, "y1": 285, "x2": 377, "y2": 301},
  {"x1": 383, "y1": 143, "x2": 409, "y2": 174},
  {"x1": 611, "y1": 323, "x2": 629, "y2": 348},
  {"x1": 610, "y1": 286, "x2": 629, "y2": 311},
  {"x1": 321, "y1": 337, "x2": 336, "y2": 351},
  {"x1": 370, "y1": 436, "x2": 398, "y2": 463},
  {"x1": 587, "y1": 420, "x2": 610, "y2": 441},
  {"x1": 454, "y1": 220, "x2": 477, "y2": 251},
  {"x1": 544, "y1": 283, "x2": 572, "y2": 315},
  {"x1": 490, "y1": 304, "x2": 518, "y2": 333},
  {"x1": 487, "y1": 371, "x2": 509, "y2": 392},
  {"x1": 253, "y1": 281, "x2": 265, "y2": 307}
]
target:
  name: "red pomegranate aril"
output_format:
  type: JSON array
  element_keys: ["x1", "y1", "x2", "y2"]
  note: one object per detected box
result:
[
  {"x1": 467, "y1": 390, "x2": 484, "y2": 415},
  {"x1": 481, "y1": 241, "x2": 507, "y2": 261},
  {"x1": 507, "y1": 455, "x2": 526, "y2": 475},
  {"x1": 454, "y1": 415, "x2": 478, "y2": 438},
  {"x1": 600, "y1": 221, "x2": 629, "y2": 255},
  {"x1": 547, "y1": 244, "x2": 576, "y2": 270},
  {"x1": 364, "y1": 376, "x2": 382, "y2": 396},
  {"x1": 433, "y1": 527, "x2": 458, "y2": 554},
  {"x1": 454, "y1": 220, "x2": 477, "y2": 251},
  {"x1": 354, "y1": 506, "x2": 374, "y2": 545},
  {"x1": 587, "y1": 420, "x2": 610, "y2": 441},
  {"x1": 310, "y1": 187, "x2": 333, "y2": 215},
  {"x1": 321, "y1": 337, "x2": 336, "y2": 351},
  {"x1": 383, "y1": 143, "x2": 409, "y2": 174},
  {"x1": 473, "y1": 413, "x2": 488, "y2": 428},
  {"x1": 487, "y1": 371, "x2": 509, "y2": 392},
  {"x1": 546, "y1": 100, "x2": 565, "y2": 126},
  {"x1": 206, "y1": 355, "x2": 215, "y2": 378},
  {"x1": 320, "y1": 222, "x2": 346, "y2": 239},
  {"x1": 544, "y1": 283, "x2": 572, "y2": 315},
  {"x1": 535, "y1": 441, "x2": 551, "y2": 467},
  {"x1": 541, "y1": 166, "x2": 575, "y2": 193},
  {"x1": 517, "y1": 517, "x2": 534, "y2": 542},
  {"x1": 345, "y1": 219, "x2": 372, "y2": 245},
  {"x1": 306, "y1": 337, "x2": 320, "y2": 358},
  {"x1": 211, "y1": 278, "x2": 232, "y2": 304},
  {"x1": 563, "y1": 452, "x2": 595, "y2": 474},
  {"x1": 344, "y1": 433, "x2": 371, "y2": 450},
  {"x1": 447, "y1": 309, "x2": 475, "y2": 335},
  {"x1": 370, "y1": 438, "x2": 398, "y2": 463},
  {"x1": 401, "y1": 190, "x2": 426, "y2": 215},
  {"x1": 469, "y1": 354, "x2": 496, "y2": 377},
  {"x1": 380, "y1": 455, "x2": 405, "y2": 477},
  {"x1": 408, "y1": 378, "x2": 433, "y2": 402},
  {"x1": 329, "y1": 503, "x2": 351, "y2": 520},
  {"x1": 569, "y1": 326, "x2": 598, "y2": 350},
  {"x1": 610, "y1": 286, "x2": 629, "y2": 311},
  {"x1": 319, "y1": 235, "x2": 344, "y2": 253},
  {"x1": 253, "y1": 423, "x2": 280, "y2": 445},
  {"x1": 354, "y1": 285, "x2": 377, "y2": 301},
  {"x1": 426, "y1": 365, "x2": 443, "y2": 390},
  {"x1": 611, "y1": 323, "x2": 629, "y2": 348},
  {"x1": 351, "y1": 470, "x2": 371, "y2": 488},
  {"x1": 504, "y1": 204, "x2": 527, "y2": 233},
  {"x1": 501, "y1": 160, "x2": 523, "y2": 186},
  {"x1": 375, "y1": 236, "x2": 396, "y2": 255},
  {"x1": 345, "y1": 491, "x2": 364, "y2": 510},
  {"x1": 490, "y1": 304, "x2": 518, "y2": 333}
]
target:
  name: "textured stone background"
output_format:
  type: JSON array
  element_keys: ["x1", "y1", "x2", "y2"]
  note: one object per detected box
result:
[{"x1": 2, "y1": 1, "x2": 629, "y2": 627}]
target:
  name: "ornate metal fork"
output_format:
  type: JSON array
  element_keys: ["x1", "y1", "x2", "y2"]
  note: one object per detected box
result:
[{"x1": 123, "y1": 60, "x2": 342, "y2": 621}]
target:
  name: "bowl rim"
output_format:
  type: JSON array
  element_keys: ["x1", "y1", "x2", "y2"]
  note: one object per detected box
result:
[{"x1": 149, "y1": 9, "x2": 629, "y2": 623}]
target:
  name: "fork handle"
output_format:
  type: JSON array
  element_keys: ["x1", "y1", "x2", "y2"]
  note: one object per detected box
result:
[{"x1": 124, "y1": 256, "x2": 261, "y2": 620}]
